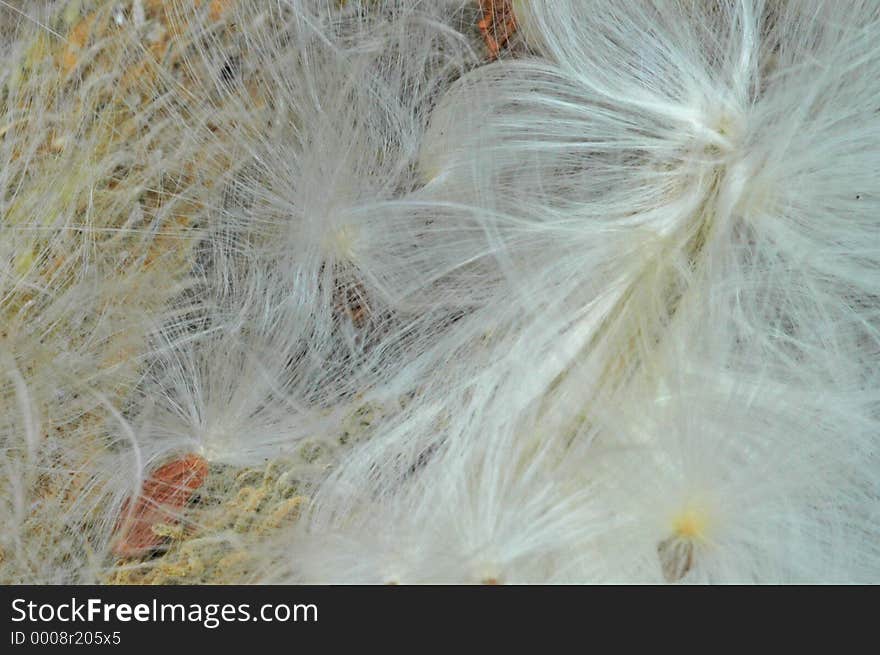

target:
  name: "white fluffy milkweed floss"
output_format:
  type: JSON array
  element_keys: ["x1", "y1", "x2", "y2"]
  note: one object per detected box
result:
[
  {"x1": 293, "y1": 0, "x2": 880, "y2": 582},
  {"x1": 210, "y1": 0, "x2": 480, "y2": 379},
  {"x1": 562, "y1": 286, "x2": 880, "y2": 583},
  {"x1": 280, "y1": 375, "x2": 618, "y2": 584},
  {"x1": 98, "y1": 0, "x2": 486, "y2": 571},
  {"x1": 2, "y1": 0, "x2": 879, "y2": 583}
]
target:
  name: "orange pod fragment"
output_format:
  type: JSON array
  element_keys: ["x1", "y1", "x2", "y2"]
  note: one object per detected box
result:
[
  {"x1": 477, "y1": 0, "x2": 518, "y2": 60},
  {"x1": 112, "y1": 454, "x2": 208, "y2": 558}
]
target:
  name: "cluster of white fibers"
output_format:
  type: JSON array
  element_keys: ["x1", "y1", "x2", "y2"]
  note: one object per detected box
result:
[
  {"x1": 281, "y1": 0, "x2": 880, "y2": 584},
  {"x1": 1, "y1": 0, "x2": 878, "y2": 583}
]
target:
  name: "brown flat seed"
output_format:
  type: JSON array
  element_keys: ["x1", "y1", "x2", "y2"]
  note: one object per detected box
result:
[
  {"x1": 478, "y1": 0, "x2": 518, "y2": 60},
  {"x1": 112, "y1": 454, "x2": 208, "y2": 558}
]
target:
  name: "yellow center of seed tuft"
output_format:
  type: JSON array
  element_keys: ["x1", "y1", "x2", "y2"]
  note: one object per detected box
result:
[{"x1": 672, "y1": 508, "x2": 707, "y2": 541}]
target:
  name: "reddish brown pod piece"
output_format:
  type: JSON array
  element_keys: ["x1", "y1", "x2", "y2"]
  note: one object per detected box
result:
[
  {"x1": 112, "y1": 454, "x2": 209, "y2": 558},
  {"x1": 477, "y1": 0, "x2": 518, "y2": 60}
]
